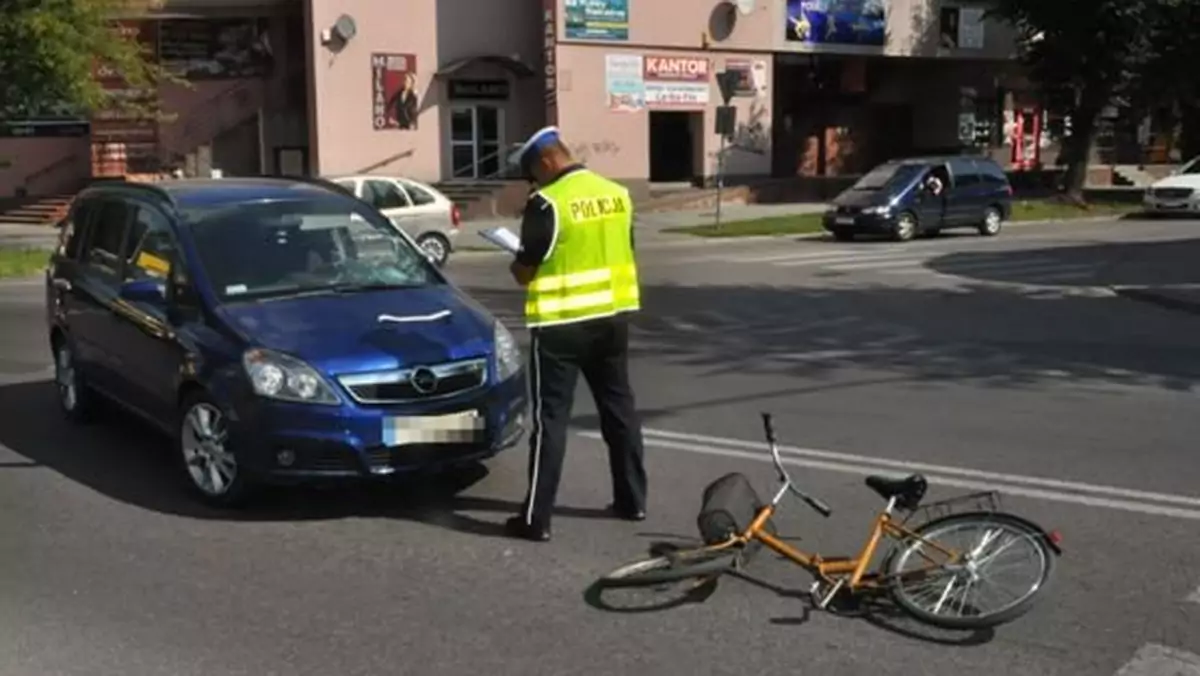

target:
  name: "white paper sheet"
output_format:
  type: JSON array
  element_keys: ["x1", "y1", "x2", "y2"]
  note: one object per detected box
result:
[{"x1": 479, "y1": 226, "x2": 522, "y2": 254}]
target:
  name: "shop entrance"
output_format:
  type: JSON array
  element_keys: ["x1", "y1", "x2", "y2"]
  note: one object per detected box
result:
[
  {"x1": 649, "y1": 111, "x2": 701, "y2": 183},
  {"x1": 449, "y1": 104, "x2": 505, "y2": 179}
]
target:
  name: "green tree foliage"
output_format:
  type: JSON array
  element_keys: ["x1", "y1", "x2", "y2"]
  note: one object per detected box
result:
[
  {"x1": 989, "y1": 0, "x2": 1167, "y2": 200},
  {"x1": 1137, "y1": 0, "x2": 1200, "y2": 160},
  {"x1": 0, "y1": 0, "x2": 175, "y2": 119}
]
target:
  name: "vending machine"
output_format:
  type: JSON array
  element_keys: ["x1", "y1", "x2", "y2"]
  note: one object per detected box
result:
[{"x1": 1010, "y1": 107, "x2": 1042, "y2": 170}]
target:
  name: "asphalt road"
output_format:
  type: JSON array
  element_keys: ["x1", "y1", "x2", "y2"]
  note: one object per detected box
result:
[{"x1": 3, "y1": 217, "x2": 1200, "y2": 675}]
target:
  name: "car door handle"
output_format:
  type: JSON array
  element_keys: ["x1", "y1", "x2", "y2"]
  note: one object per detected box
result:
[{"x1": 51, "y1": 278, "x2": 72, "y2": 291}]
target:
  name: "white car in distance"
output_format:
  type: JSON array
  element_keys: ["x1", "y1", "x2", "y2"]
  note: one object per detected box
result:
[
  {"x1": 1143, "y1": 156, "x2": 1200, "y2": 216},
  {"x1": 329, "y1": 174, "x2": 462, "y2": 267}
]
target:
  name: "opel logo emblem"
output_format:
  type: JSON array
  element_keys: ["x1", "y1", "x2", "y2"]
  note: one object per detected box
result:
[{"x1": 409, "y1": 367, "x2": 438, "y2": 394}]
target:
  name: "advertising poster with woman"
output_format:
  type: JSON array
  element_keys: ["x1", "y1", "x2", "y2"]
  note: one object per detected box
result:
[
  {"x1": 371, "y1": 53, "x2": 419, "y2": 130},
  {"x1": 785, "y1": 0, "x2": 886, "y2": 47}
]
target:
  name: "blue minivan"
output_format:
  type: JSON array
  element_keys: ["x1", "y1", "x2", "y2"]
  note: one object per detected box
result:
[
  {"x1": 45, "y1": 177, "x2": 527, "y2": 507},
  {"x1": 823, "y1": 155, "x2": 1014, "y2": 242}
]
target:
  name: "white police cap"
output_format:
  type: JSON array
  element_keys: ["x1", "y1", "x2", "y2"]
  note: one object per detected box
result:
[{"x1": 507, "y1": 126, "x2": 561, "y2": 167}]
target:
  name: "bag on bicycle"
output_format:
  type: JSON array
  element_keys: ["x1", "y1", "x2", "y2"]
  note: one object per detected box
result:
[{"x1": 696, "y1": 472, "x2": 769, "y2": 545}]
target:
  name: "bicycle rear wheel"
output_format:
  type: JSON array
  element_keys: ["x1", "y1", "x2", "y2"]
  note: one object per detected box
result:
[
  {"x1": 885, "y1": 512, "x2": 1056, "y2": 630},
  {"x1": 597, "y1": 546, "x2": 739, "y2": 589}
]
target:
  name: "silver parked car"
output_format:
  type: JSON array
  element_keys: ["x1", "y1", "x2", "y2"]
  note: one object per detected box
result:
[{"x1": 328, "y1": 174, "x2": 461, "y2": 267}]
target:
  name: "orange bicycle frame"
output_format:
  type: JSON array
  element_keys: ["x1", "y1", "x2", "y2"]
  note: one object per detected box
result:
[{"x1": 735, "y1": 501, "x2": 963, "y2": 591}]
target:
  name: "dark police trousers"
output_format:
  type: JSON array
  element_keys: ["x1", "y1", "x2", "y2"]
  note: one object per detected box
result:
[{"x1": 519, "y1": 313, "x2": 647, "y2": 528}]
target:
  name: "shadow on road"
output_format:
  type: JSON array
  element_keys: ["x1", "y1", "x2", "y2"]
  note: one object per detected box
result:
[
  {"x1": 0, "y1": 380, "x2": 620, "y2": 529},
  {"x1": 923, "y1": 235, "x2": 1200, "y2": 289},
  {"x1": 583, "y1": 549, "x2": 995, "y2": 645},
  {"x1": 462, "y1": 247, "x2": 1200, "y2": 430}
]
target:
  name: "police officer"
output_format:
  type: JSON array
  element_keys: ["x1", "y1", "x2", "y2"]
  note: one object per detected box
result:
[{"x1": 503, "y1": 126, "x2": 648, "y2": 543}]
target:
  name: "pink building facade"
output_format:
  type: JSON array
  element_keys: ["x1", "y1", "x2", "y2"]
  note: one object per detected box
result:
[
  {"x1": 1, "y1": 0, "x2": 1023, "y2": 200},
  {"x1": 303, "y1": 0, "x2": 1021, "y2": 194}
]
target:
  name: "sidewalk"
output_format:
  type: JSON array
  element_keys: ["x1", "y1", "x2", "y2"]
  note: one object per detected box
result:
[
  {"x1": 459, "y1": 202, "x2": 828, "y2": 251},
  {"x1": 0, "y1": 224, "x2": 58, "y2": 249},
  {"x1": 2, "y1": 203, "x2": 831, "y2": 256}
]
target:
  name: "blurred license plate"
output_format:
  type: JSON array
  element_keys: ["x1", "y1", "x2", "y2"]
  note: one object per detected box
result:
[
  {"x1": 383, "y1": 410, "x2": 484, "y2": 446},
  {"x1": 836, "y1": 216, "x2": 855, "y2": 225}
]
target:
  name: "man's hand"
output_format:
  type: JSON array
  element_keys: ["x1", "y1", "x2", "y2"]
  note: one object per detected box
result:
[{"x1": 510, "y1": 259, "x2": 536, "y2": 287}]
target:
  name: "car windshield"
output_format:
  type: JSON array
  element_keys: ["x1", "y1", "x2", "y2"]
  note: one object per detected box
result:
[
  {"x1": 1180, "y1": 157, "x2": 1200, "y2": 174},
  {"x1": 849, "y1": 163, "x2": 924, "y2": 191},
  {"x1": 182, "y1": 195, "x2": 442, "y2": 302}
]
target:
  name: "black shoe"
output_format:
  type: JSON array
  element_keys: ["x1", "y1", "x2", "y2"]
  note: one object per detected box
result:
[
  {"x1": 504, "y1": 515, "x2": 551, "y2": 542},
  {"x1": 608, "y1": 503, "x2": 646, "y2": 522}
]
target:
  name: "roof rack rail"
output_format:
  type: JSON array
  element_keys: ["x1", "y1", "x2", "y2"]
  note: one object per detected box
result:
[
  {"x1": 263, "y1": 172, "x2": 357, "y2": 198},
  {"x1": 82, "y1": 176, "x2": 177, "y2": 206}
]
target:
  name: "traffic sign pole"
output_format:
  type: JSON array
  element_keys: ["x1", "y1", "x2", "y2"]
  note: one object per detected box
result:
[{"x1": 714, "y1": 70, "x2": 741, "y2": 230}]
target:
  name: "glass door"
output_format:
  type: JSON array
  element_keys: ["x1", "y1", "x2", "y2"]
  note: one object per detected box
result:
[{"x1": 449, "y1": 105, "x2": 505, "y2": 179}]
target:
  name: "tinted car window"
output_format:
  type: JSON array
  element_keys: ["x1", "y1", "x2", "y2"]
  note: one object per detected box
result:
[
  {"x1": 977, "y1": 159, "x2": 1010, "y2": 186},
  {"x1": 183, "y1": 195, "x2": 441, "y2": 302},
  {"x1": 849, "y1": 163, "x2": 925, "y2": 192},
  {"x1": 82, "y1": 198, "x2": 132, "y2": 277},
  {"x1": 1178, "y1": 157, "x2": 1199, "y2": 174},
  {"x1": 949, "y1": 158, "x2": 980, "y2": 186},
  {"x1": 399, "y1": 180, "x2": 437, "y2": 206},
  {"x1": 124, "y1": 205, "x2": 178, "y2": 282},
  {"x1": 60, "y1": 198, "x2": 97, "y2": 260},
  {"x1": 363, "y1": 179, "x2": 409, "y2": 210}
]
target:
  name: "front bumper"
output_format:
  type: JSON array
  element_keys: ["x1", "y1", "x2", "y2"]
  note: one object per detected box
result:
[
  {"x1": 1143, "y1": 194, "x2": 1200, "y2": 214},
  {"x1": 823, "y1": 210, "x2": 898, "y2": 234},
  {"x1": 225, "y1": 370, "x2": 528, "y2": 483}
]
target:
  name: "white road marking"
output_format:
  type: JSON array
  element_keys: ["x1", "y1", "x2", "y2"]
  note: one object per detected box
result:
[
  {"x1": 1113, "y1": 644, "x2": 1200, "y2": 675},
  {"x1": 783, "y1": 255, "x2": 927, "y2": 270},
  {"x1": 750, "y1": 250, "x2": 901, "y2": 265},
  {"x1": 577, "y1": 427, "x2": 1200, "y2": 520}
]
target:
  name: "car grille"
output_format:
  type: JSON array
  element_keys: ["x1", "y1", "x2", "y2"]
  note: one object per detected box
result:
[
  {"x1": 1152, "y1": 187, "x2": 1194, "y2": 200},
  {"x1": 337, "y1": 357, "x2": 488, "y2": 404}
]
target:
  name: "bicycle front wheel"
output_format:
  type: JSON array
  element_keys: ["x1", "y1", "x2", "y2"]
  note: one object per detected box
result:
[
  {"x1": 597, "y1": 546, "x2": 739, "y2": 589},
  {"x1": 886, "y1": 512, "x2": 1057, "y2": 630}
]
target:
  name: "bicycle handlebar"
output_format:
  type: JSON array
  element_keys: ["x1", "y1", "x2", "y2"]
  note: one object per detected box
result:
[{"x1": 761, "y1": 412, "x2": 832, "y2": 518}]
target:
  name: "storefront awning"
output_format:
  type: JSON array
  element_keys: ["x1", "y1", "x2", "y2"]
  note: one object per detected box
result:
[{"x1": 435, "y1": 55, "x2": 536, "y2": 79}]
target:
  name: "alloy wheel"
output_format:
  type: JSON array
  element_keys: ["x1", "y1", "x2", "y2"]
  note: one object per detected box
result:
[
  {"x1": 180, "y1": 403, "x2": 237, "y2": 497},
  {"x1": 55, "y1": 344, "x2": 78, "y2": 412}
]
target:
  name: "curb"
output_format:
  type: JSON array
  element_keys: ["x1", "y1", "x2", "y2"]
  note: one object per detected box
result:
[{"x1": 449, "y1": 214, "x2": 1139, "y2": 260}]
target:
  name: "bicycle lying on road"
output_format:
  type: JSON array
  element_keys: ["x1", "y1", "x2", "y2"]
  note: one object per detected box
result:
[{"x1": 597, "y1": 413, "x2": 1063, "y2": 630}]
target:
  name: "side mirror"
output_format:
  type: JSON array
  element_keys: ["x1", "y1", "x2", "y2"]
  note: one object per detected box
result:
[{"x1": 118, "y1": 278, "x2": 166, "y2": 304}]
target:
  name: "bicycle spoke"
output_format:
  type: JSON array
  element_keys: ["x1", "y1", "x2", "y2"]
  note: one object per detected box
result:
[{"x1": 891, "y1": 517, "x2": 1049, "y2": 622}]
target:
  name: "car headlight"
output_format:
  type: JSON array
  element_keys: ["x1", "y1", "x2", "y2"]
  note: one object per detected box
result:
[
  {"x1": 494, "y1": 321, "x2": 522, "y2": 381},
  {"x1": 242, "y1": 348, "x2": 340, "y2": 405}
]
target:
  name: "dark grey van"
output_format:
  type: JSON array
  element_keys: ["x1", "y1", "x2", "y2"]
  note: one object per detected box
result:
[{"x1": 823, "y1": 156, "x2": 1014, "y2": 242}]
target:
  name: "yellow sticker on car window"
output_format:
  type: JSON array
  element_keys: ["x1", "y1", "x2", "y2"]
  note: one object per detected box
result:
[{"x1": 136, "y1": 251, "x2": 169, "y2": 275}]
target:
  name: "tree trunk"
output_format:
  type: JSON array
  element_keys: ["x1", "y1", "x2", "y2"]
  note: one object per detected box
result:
[
  {"x1": 1058, "y1": 106, "x2": 1101, "y2": 203},
  {"x1": 1180, "y1": 103, "x2": 1200, "y2": 161},
  {"x1": 1057, "y1": 83, "x2": 1111, "y2": 204}
]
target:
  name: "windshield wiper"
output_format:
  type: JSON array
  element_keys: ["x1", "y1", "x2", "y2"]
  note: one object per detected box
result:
[{"x1": 329, "y1": 282, "x2": 419, "y2": 293}]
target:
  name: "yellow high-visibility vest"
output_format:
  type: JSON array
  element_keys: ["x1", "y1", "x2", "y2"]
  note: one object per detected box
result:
[{"x1": 525, "y1": 169, "x2": 640, "y2": 328}]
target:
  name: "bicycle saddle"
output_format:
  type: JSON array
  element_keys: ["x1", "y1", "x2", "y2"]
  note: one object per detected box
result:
[{"x1": 865, "y1": 474, "x2": 928, "y2": 510}]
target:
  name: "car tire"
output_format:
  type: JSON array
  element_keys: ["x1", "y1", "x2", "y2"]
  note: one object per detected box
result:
[
  {"x1": 417, "y1": 233, "x2": 451, "y2": 268},
  {"x1": 892, "y1": 211, "x2": 918, "y2": 242},
  {"x1": 979, "y1": 206, "x2": 1003, "y2": 236},
  {"x1": 52, "y1": 335, "x2": 95, "y2": 424},
  {"x1": 177, "y1": 391, "x2": 255, "y2": 508}
]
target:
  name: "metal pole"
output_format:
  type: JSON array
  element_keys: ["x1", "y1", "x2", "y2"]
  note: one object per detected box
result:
[{"x1": 716, "y1": 133, "x2": 726, "y2": 228}]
